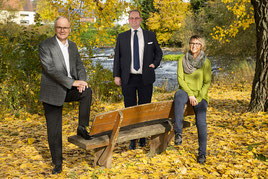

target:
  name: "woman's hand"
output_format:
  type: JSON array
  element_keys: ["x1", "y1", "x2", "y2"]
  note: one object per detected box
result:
[{"x1": 189, "y1": 96, "x2": 198, "y2": 106}]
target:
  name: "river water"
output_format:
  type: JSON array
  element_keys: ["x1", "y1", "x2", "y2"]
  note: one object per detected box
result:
[{"x1": 86, "y1": 48, "x2": 249, "y2": 91}]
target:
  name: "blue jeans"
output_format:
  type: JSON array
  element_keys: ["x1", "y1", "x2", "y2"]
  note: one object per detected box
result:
[{"x1": 174, "y1": 89, "x2": 208, "y2": 156}]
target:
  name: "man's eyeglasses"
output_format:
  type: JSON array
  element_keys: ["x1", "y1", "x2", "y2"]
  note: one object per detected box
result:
[
  {"x1": 56, "y1": 26, "x2": 70, "y2": 31},
  {"x1": 129, "y1": 17, "x2": 141, "y2": 20},
  {"x1": 189, "y1": 42, "x2": 201, "y2": 46}
]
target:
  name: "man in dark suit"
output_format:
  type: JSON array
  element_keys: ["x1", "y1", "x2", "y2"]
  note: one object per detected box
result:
[
  {"x1": 113, "y1": 10, "x2": 163, "y2": 150},
  {"x1": 39, "y1": 16, "x2": 92, "y2": 174}
]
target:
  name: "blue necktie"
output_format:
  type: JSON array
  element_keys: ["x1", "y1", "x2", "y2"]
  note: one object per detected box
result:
[{"x1": 133, "y1": 30, "x2": 140, "y2": 71}]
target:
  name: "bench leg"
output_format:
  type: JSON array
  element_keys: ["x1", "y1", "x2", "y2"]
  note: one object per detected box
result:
[
  {"x1": 94, "y1": 147, "x2": 105, "y2": 167},
  {"x1": 166, "y1": 130, "x2": 175, "y2": 144},
  {"x1": 93, "y1": 147, "x2": 112, "y2": 168},
  {"x1": 150, "y1": 132, "x2": 169, "y2": 156}
]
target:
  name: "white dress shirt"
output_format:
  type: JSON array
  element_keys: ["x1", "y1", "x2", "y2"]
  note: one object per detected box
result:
[
  {"x1": 56, "y1": 37, "x2": 72, "y2": 78},
  {"x1": 130, "y1": 27, "x2": 144, "y2": 74}
]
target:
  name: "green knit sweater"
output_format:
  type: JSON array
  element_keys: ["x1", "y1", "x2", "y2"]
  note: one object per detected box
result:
[{"x1": 177, "y1": 55, "x2": 211, "y2": 103}]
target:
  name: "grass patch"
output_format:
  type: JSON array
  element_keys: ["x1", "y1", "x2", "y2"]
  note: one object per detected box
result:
[{"x1": 162, "y1": 54, "x2": 183, "y2": 61}]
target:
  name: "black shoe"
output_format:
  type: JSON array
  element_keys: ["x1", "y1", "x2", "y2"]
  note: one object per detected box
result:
[
  {"x1": 174, "y1": 133, "x2": 182, "y2": 145},
  {"x1": 52, "y1": 164, "x2": 62, "y2": 174},
  {"x1": 139, "y1": 138, "x2": 146, "y2": 147},
  {"x1": 129, "y1": 140, "x2": 136, "y2": 150},
  {"x1": 77, "y1": 125, "x2": 92, "y2": 140},
  {"x1": 197, "y1": 155, "x2": 206, "y2": 164}
]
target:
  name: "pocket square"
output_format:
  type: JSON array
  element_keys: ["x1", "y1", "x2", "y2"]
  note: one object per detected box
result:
[{"x1": 147, "y1": 42, "x2": 153, "y2": 44}]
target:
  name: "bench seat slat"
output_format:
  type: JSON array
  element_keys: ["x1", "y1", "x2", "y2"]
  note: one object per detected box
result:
[{"x1": 89, "y1": 100, "x2": 174, "y2": 136}]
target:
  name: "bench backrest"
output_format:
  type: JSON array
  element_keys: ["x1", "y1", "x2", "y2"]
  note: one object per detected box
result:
[{"x1": 89, "y1": 100, "x2": 174, "y2": 136}]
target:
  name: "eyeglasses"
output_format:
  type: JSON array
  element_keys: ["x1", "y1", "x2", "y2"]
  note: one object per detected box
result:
[
  {"x1": 189, "y1": 42, "x2": 202, "y2": 46},
  {"x1": 129, "y1": 17, "x2": 141, "y2": 20},
  {"x1": 56, "y1": 26, "x2": 70, "y2": 31}
]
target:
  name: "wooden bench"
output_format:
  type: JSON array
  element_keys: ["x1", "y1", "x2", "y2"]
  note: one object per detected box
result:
[{"x1": 68, "y1": 100, "x2": 194, "y2": 168}]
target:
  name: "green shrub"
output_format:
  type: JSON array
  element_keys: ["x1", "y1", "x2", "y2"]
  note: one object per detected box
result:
[
  {"x1": 0, "y1": 22, "x2": 121, "y2": 115},
  {"x1": 84, "y1": 59, "x2": 122, "y2": 103},
  {"x1": 0, "y1": 23, "x2": 49, "y2": 114}
]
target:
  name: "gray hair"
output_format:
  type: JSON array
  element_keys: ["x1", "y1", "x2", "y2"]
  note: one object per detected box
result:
[{"x1": 54, "y1": 16, "x2": 71, "y2": 27}]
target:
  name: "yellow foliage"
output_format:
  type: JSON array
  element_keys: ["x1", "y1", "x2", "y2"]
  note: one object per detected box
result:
[
  {"x1": 27, "y1": 138, "x2": 35, "y2": 145},
  {"x1": 37, "y1": 0, "x2": 127, "y2": 48},
  {"x1": 1, "y1": 83, "x2": 267, "y2": 178},
  {"x1": 212, "y1": 0, "x2": 255, "y2": 43},
  {"x1": 36, "y1": 0, "x2": 58, "y2": 22},
  {"x1": 146, "y1": 0, "x2": 189, "y2": 44}
]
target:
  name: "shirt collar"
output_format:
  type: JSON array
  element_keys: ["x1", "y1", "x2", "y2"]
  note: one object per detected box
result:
[
  {"x1": 131, "y1": 27, "x2": 142, "y2": 33},
  {"x1": 56, "y1": 36, "x2": 69, "y2": 48}
]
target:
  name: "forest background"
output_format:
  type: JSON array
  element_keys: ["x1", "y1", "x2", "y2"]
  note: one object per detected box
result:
[{"x1": 0, "y1": 0, "x2": 267, "y2": 178}]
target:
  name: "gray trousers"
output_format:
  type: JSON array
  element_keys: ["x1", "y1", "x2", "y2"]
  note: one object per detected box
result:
[{"x1": 174, "y1": 89, "x2": 208, "y2": 156}]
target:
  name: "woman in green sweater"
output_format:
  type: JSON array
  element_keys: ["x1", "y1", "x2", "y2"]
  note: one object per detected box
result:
[{"x1": 174, "y1": 35, "x2": 211, "y2": 164}]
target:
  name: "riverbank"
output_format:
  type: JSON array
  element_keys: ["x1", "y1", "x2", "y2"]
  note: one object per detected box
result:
[
  {"x1": 88, "y1": 47, "x2": 255, "y2": 92},
  {"x1": 1, "y1": 82, "x2": 267, "y2": 178}
]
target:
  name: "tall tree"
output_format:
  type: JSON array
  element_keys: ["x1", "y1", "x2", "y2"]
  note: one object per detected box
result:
[
  {"x1": 249, "y1": 0, "x2": 268, "y2": 112},
  {"x1": 210, "y1": 0, "x2": 267, "y2": 111}
]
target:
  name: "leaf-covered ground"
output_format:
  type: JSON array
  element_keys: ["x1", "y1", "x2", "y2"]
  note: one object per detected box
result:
[{"x1": 1, "y1": 84, "x2": 267, "y2": 178}]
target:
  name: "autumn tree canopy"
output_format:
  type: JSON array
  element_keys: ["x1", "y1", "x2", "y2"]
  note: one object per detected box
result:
[
  {"x1": 211, "y1": 0, "x2": 255, "y2": 43},
  {"x1": 36, "y1": 0, "x2": 127, "y2": 52},
  {"x1": 146, "y1": 0, "x2": 189, "y2": 45}
]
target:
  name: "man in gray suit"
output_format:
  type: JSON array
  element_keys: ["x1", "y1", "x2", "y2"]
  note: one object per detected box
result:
[{"x1": 39, "y1": 16, "x2": 92, "y2": 174}]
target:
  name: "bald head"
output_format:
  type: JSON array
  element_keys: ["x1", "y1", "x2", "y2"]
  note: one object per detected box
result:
[{"x1": 54, "y1": 16, "x2": 71, "y2": 28}]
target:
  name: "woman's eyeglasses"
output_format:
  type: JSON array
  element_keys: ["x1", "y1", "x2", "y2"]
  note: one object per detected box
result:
[{"x1": 189, "y1": 42, "x2": 202, "y2": 46}]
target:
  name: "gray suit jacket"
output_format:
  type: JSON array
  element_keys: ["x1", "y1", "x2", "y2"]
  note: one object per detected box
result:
[{"x1": 39, "y1": 35, "x2": 87, "y2": 106}]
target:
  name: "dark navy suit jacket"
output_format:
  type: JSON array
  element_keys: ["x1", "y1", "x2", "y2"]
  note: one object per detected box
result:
[{"x1": 113, "y1": 29, "x2": 163, "y2": 85}]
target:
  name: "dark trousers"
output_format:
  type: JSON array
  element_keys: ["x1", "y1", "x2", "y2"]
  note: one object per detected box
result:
[
  {"x1": 43, "y1": 87, "x2": 92, "y2": 166},
  {"x1": 122, "y1": 74, "x2": 153, "y2": 145},
  {"x1": 174, "y1": 89, "x2": 208, "y2": 156}
]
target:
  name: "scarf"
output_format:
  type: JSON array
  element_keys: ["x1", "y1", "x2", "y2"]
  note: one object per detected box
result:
[{"x1": 182, "y1": 51, "x2": 206, "y2": 74}]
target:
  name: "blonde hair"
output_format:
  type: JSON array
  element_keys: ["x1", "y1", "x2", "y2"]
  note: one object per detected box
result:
[{"x1": 189, "y1": 35, "x2": 206, "y2": 50}]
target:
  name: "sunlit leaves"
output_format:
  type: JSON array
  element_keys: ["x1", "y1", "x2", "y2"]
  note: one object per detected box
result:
[
  {"x1": 1, "y1": 83, "x2": 267, "y2": 178},
  {"x1": 211, "y1": 0, "x2": 255, "y2": 43},
  {"x1": 146, "y1": 0, "x2": 189, "y2": 44},
  {"x1": 44, "y1": 0, "x2": 127, "y2": 51},
  {"x1": 36, "y1": 0, "x2": 58, "y2": 22}
]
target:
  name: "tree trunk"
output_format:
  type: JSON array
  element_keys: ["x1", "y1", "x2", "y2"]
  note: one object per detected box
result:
[{"x1": 249, "y1": 0, "x2": 268, "y2": 112}]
